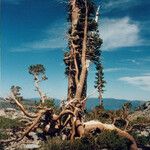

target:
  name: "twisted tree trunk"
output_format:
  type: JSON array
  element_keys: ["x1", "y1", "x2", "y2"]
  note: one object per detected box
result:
[{"x1": 67, "y1": 0, "x2": 88, "y2": 102}]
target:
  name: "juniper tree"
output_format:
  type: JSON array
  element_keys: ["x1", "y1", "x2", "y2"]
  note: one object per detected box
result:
[
  {"x1": 94, "y1": 62, "x2": 106, "y2": 107},
  {"x1": 28, "y1": 64, "x2": 48, "y2": 104},
  {"x1": 10, "y1": 86, "x2": 23, "y2": 101},
  {"x1": 64, "y1": 0, "x2": 105, "y2": 106}
]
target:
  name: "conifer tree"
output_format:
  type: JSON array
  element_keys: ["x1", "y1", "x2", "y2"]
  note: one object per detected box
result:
[{"x1": 64, "y1": 0, "x2": 105, "y2": 107}]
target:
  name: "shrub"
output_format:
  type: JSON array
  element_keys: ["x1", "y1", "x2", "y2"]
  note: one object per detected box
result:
[
  {"x1": 41, "y1": 131, "x2": 131, "y2": 150},
  {"x1": 131, "y1": 132, "x2": 150, "y2": 147},
  {"x1": 41, "y1": 136, "x2": 95, "y2": 150},
  {"x1": 0, "y1": 131, "x2": 9, "y2": 140},
  {"x1": 0, "y1": 116, "x2": 23, "y2": 129},
  {"x1": 137, "y1": 135, "x2": 150, "y2": 146},
  {"x1": 114, "y1": 118, "x2": 127, "y2": 129},
  {"x1": 96, "y1": 131, "x2": 131, "y2": 150},
  {"x1": 85, "y1": 108, "x2": 112, "y2": 124},
  {"x1": 131, "y1": 116, "x2": 150, "y2": 125},
  {"x1": 35, "y1": 98, "x2": 56, "y2": 108}
]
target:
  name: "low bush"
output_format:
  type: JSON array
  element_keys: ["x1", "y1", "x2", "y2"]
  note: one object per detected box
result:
[
  {"x1": 42, "y1": 99, "x2": 56, "y2": 108},
  {"x1": 0, "y1": 116, "x2": 22, "y2": 129},
  {"x1": 41, "y1": 130, "x2": 131, "y2": 150},
  {"x1": 131, "y1": 132, "x2": 150, "y2": 147},
  {"x1": 130, "y1": 116, "x2": 150, "y2": 125},
  {"x1": 0, "y1": 131, "x2": 9, "y2": 140},
  {"x1": 96, "y1": 131, "x2": 131, "y2": 150}
]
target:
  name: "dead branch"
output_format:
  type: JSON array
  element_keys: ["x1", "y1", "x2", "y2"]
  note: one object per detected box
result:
[
  {"x1": 54, "y1": 109, "x2": 75, "y2": 121},
  {"x1": 16, "y1": 110, "x2": 44, "y2": 142},
  {"x1": 9, "y1": 93, "x2": 38, "y2": 118},
  {"x1": 34, "y1": 74, "x2": 47, "y2": 104}
]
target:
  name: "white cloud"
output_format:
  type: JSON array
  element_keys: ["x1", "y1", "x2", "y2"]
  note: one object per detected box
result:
[
  {"x1": 11, "y1": 16, "x2": 142, "y2": 52},
  {"x1": 119, "y1": 75, "x2": 150, "y2": 91},
  {"x1": 100, "y1": 17, "x2": 141, "y2": 50}
]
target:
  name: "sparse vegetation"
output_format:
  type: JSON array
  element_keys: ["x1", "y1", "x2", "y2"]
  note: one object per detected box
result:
[
  {"x1": 41, "y1": 131, "x2": 131, "y2": 150},
  {"x1": 36, "y1": 98, "x2": 56, "y2": 108},
  {"x1": 130, "y1": 116, "x2": 150, "y2": 125},
  {"x1": 0, "y1": 132, "x2": 9, "y2": 140},
  {"x1": 0, "y1": 116, "x2": 23, "y2": 142},
  {"x1": 131, "y1": 132, "x2": 150, "y2": 147},
  {"x1": 0, "y1": 116, "x2": 23, "y2": 129}
]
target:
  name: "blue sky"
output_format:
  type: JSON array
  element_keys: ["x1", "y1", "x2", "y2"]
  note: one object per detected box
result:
[{"x1": 1, "y1": 0, "x2": 150, "y2": 100}]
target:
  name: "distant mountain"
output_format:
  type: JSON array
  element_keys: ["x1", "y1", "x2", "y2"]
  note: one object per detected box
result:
[
  {"x1": 0, "y1": 97, "x2": 5, "y2": 101},
  {"x1": 52, "y1": 98, "x2": 144, "y2": 111},
  {"x1": 0, "y1": 97, "x2": 144, "y2": 111},
  {"x1": 86, "y1": 98, "x2": 144, "y2": 111}
]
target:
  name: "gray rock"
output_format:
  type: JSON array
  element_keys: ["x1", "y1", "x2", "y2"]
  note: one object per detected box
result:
[
  {"x1": 22, "y1": 143, "x2": 40, "y2": 149},
  {"x1": 29, "y1": 132, "x2": 38, "y2": 141},
  {"x1": 140, "y1": 131, "x2": 149, "y2": 137},
  {"x1": 0, "y1": 109, "x2": 6, "y2": 116},
  {"x1": 5, "y1": 108, "x2": 16, "y2": 112}
]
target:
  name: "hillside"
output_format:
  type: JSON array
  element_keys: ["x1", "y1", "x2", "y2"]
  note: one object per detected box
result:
[
  {"x1": 0, "y1": 97, "x2": 150, "y2": 150},
  {"x1": 129, "y1": 101, "x2": 150, "y2": 121}
]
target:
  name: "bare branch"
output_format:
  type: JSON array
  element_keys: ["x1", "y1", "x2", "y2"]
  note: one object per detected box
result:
[
  {"x1": 34, "y1": 74, "x2": 47, "y2": 104},
  {"x1": 16, "y1": 111, "x2": 43, "y2": 142},
  {"x1": 9, "y1": 93, "x2": 38, "y2": 118}
]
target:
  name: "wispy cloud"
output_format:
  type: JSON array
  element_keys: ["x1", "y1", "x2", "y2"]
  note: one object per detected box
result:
[
  {"x1": 100, "y1": 17, "x2": 141, "y2": 51},
  {"x1": 12, "y1": 16, "x2": 141, "y2": 52},
  {"x1": 121, "y1": 59, "x2": 140, "y2": 65},
  {"x1": 119, "y1": 75, "x2": 150, "y2": 91},
  {"x1": 121, "y1": 57, "x2": 150, "y2": 65},
  {"x1": 104, "y1": 67, "x2": 145, "y2": 73},
  {"x1": 104, "y1": 68, "x2": 124, "y2": 73},
  {"x1": 11, "y1": 20, "x2": 68, "y2": 52}
]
